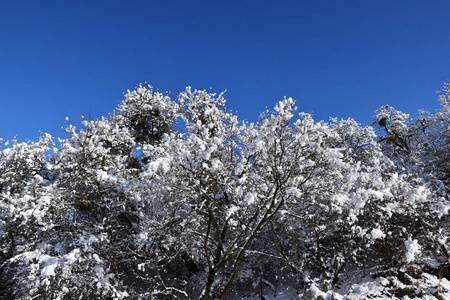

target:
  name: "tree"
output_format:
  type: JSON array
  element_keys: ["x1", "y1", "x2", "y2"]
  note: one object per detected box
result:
[
  {"x1": 1, "y1": 83, "x2": 449, "y2": 299},
  {"x1": 113, "y1": 84, "x2": 179, "y2": 145}
]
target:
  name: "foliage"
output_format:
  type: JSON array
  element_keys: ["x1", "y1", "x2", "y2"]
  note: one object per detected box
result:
[{"x1": 1, "y1": 83, "x2": 449, "y2": 299}]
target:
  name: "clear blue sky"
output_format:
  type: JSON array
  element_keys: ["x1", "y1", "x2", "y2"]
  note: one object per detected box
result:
[{"x1": 1, "y1": 0, "x2": 449, "y2": 142}]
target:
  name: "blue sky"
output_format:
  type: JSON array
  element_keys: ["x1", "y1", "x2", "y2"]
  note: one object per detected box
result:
[{"x1": 1, "y1": 0, "x2": 450, "y2": 142}]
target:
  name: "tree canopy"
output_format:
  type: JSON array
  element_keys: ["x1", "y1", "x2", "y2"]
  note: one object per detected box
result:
[{"x1": 1, "y1": 83, "x2": 450, "y2": 299}]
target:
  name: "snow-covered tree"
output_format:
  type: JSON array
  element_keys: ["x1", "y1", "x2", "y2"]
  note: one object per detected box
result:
[
  {"x1": 113, "y1": 84, "x2": 179, "y2": 145},
  {"x1": 1, "y1": 83, "x2": 449, "y2": 299}
]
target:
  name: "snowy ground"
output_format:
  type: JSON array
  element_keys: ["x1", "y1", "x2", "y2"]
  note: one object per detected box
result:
[{"x1": 243, "y1": 266, "x2": 450, "y2": 299}]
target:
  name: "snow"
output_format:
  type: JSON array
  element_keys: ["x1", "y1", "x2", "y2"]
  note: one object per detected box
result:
[
  {"x1": 244, "y1": 192, "x2": 256, "y2": 204},
  {"x1": 367, "y1": 228, "x2": 386, "y2": 240},
  {"x1": 306, "y1": 284, "x2": 344, "y2": 300},
  {"x1": 94, "y1": 265, "x2": 105, "y2": 276},
  {"x1": 437, "y1": 197, "x2": 450, "y2": 217},
  {"x1": 210, "y1": 158, "x2": 222, "y2": 171},
  {"x1": 97, "y1": 170, "x2": 109, "y2": 182},
  {"x1": 40, "y1": 257, "x2": 58, "y2": 277},
  {"x1": 372, "y1": 176, "x2": 385, "y2": 188},
  {"x1": 226, "y1": 205, "x2": 239, "y2": 219},
  {"x1": 405, "y1": 239, "x2": 421, "y2": 263},
  {"x1": 148, "y1": 156, "x2": 170, "y2": 174},
  {"x1": 339, "y1": 277, "x2": 391, "y2": 299},
  {"x1": 64, "y1": 249, "x2": 80, "y2": 264}
]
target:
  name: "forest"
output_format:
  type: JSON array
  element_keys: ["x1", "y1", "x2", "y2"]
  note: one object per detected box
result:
[{"x1": 1, "y1": 83, "x2": 450, "y2": 299}]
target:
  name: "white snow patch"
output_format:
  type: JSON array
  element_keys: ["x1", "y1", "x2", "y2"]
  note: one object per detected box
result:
[
  {"x1": 367, "y1": 228, "x2": 385, "y2": 240},
  {"x1": 405, "y1": 239, "x2": 421, "y2": 263},
  {"x1": 244, "y1": 192, "x2": 256, "y2": 205},
  {"x1": 40, "y1": 257, "x2": 58, "y2": 277},
  {"x1": 94, "y1": 265, "x2": 105, "y2": 277},
  {"x1": 63, "y1": 248, "x2": 80, "y2": 264},
  {"x1": 226, "y1": 205, "x2": 239, "y2": 219},
  {"x1": 372, "y1": 176, "x2": 384, "y2": 188}
]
